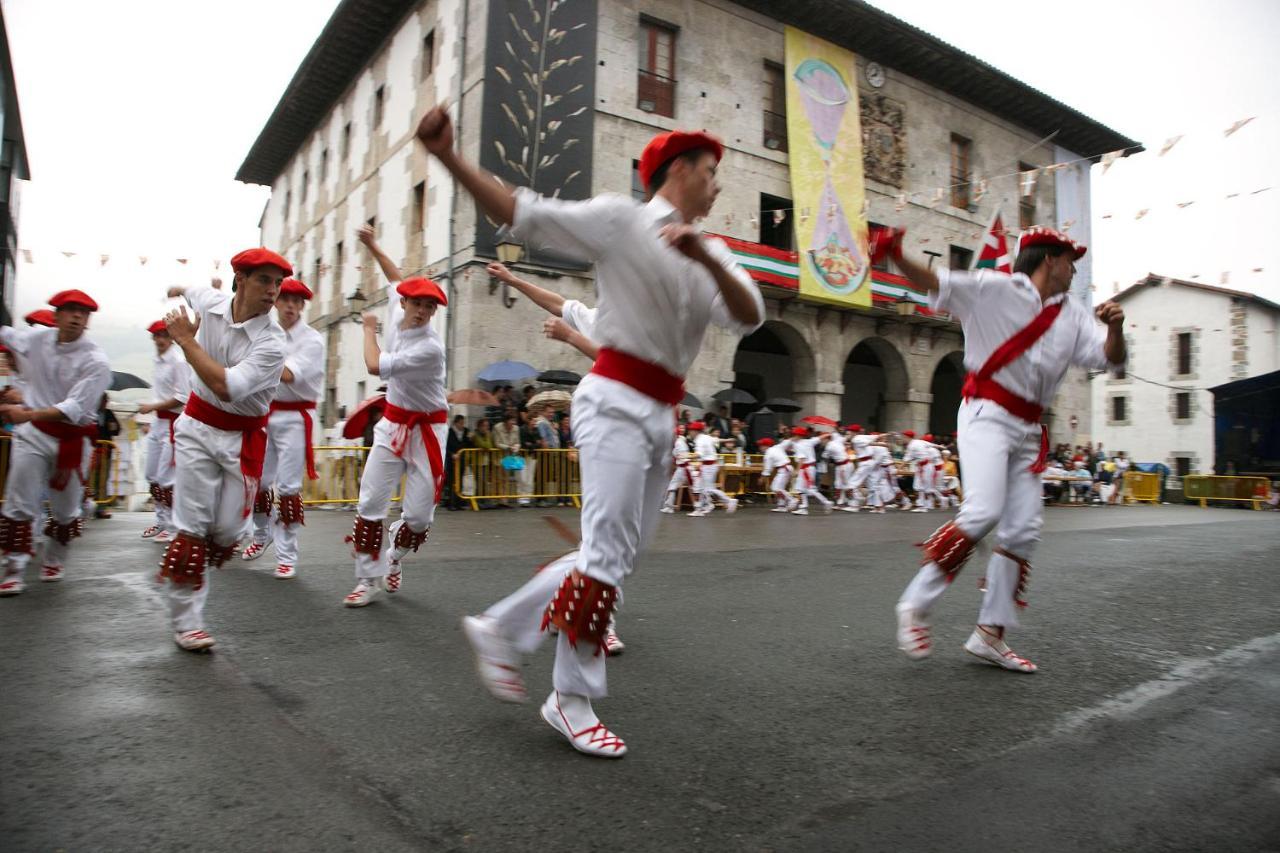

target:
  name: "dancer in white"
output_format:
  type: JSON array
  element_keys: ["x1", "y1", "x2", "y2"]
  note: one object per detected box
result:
[
  {"x1": 139, "y1": 319, "x2": 190, "y2": 544},
  {"x1": 789, "y1": 427, "x2": 832, "y2": 515},
  {"x1": 158, "y1": 251, "x2": 289, "y2": 650},
  {"x1": 887, "y1": 225, "x2": 1126, "y2": 672},
  {"x1": 0, "y1": 290, "x2": 111, "y2": 595},
  {"x1": 846, "y1": 425, "x2": 875, "y2": 511},
  {"x1": 824, "y1": 428, "x2": 855, "y2": 509},
  {"x1": 902, "y1": 430, "x2": 934, "y2": 512},
  {"x1": 758, "y1": 437, "x2": 795, "y2": 512},
  {"x1": 417, "y1": 106, "x2": 764, "y2": 757},
  {"x1": 688, "y1": 420, "x2": 737, "y2": 517},
  {"x1": 241, "y1": 278, "x2": 325, "y2": 579},
  {"x1": 344, "y1": 227, "x2": 450, "y2": 607},
  {"x1": 661, "y1": 425, "x2": 694, "y2": 514}
]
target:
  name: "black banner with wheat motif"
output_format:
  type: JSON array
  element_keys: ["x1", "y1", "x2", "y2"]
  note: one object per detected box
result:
[{"x1": 476, "y1": 0, "x2": 597, "y2": 270}]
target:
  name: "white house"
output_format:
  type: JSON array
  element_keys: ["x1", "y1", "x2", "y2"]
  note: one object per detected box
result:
[{"x1": 1092, "y1": 274, "x2": 1280, "y2": 475}]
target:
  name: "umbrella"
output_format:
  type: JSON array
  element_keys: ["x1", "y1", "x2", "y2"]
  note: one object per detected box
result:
[
  {"x1": 711, "y1": 388, "x2": 757, "y2": 405},
  {"x1": 537, "y1": 369, "x2": 582, "y2": 386},
  {"x1": 477, "y1": 360, "x2": 539, "y2": 383},
  {"x1": 680, "y1": 391, "x2": 703, "y2": 409},
  {"x1": 527, "y1": 389, "x2": 573, "y2": 414},
  {"x1": 801, "y1": 415, "x2": 839, "y2": 433},
  {"x1": 447, "y1": 388, "x2": 499, "y2": 406},
  {"x1": 110, "y1": 371, "x2": 150, "y2": 391},
  {"x1": 762, "y1": 397, "x2": 802, "y2": 413}
]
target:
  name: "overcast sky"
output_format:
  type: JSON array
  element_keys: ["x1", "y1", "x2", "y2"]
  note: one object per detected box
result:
[{"x1": 6, "y1": 0, "x2": 1279, "y2": 376}]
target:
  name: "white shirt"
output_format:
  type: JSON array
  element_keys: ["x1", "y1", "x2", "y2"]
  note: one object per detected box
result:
[
  {"x1": 672, "y1": 434, "x2": 692, "y2": 464},
  {"x1": 932, "y1": 268, "x2": 1114, "y2": 410},
  {"x1": 151, "y1": 345, "x2": 191, "y2": 408},
  {"x1": 903, "y1": 438, "x2": 931, "y2": 465},
  {"x1": 762, "y1": 444, "x2": 791, "y2": 476},
  {"x1": 693, "y1": 433, "x2": 721, "y2": 463},
  {"x1": 273, "y1": 319, "x2": 326, "y2": 404},
  {"x1": 378, "y1": 300, "x2": 447, "y2": 413},
  {"x1": 793, "y1": 437, "x2": 821, "y2": 465},
  {"x1": 508, "y1": 191, "x2": 764, "y2": 376},
  {"x1": 851, "y1": 434, "x2": 873, "y2": 459},
  {"x1": 872, "y1": 445, "x2": 895, "y2": 469},
  {"x1": 183, "y1": 285, "x2": 286, "y2": 417},
  {"x1": 823, "y1": 434, "x2": 849, "y2": 463},
  {"x1": 560, "y1": 299, "x2": 597, "y2": 338},
  {"x1": 0, "y1": 326, "x2": 111, "y2": 426},
  {"x1": 925, "y1": 444, "x2": 944, "y2": 464}
]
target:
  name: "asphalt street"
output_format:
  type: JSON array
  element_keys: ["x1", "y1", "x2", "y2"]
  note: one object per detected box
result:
[{"x1": 1, "y1": 502, "x2": 1277, "y2": 852}]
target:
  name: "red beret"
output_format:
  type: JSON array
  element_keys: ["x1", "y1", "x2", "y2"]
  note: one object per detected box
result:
[
  {"x1": 147, "y1": 320, "x2": 168, "y2": 335},
  {"x1": 903, "y1": 430, "x2": 916, "y2": 438},
  {"x1": 687, "y1": 420, "x2": 706, "y2": 431},
  {"x1": 924, "y1": 433, "x2": 935, "y2": 442},
  {"x1": 1018, "y1": 226, "x2": 1086, "y2": 260},
  {"x1": 49, "y1": 289, "x2": 99, "y2": 312},
  {"x1": 230, "y1": 247, "x2": 293, "y2": 276},
  {"x1": 790, "y1": 426, "x2": 810, "y2": 438},
  {"x1": 279, "y1": 278, "x2": 314, "y2": 300},
  {"x1": 638, "y1": 130, "x2": 725, "y2": 190},
  {"x1": 24, "y1": 309, "x2": 57, "y2": 327},
  {"x1": 757, "y1": 437, "x2": 775, "y2": 447},
  {"x1": 848, "y1": 423, "x2": 862, "y2": 432},
  {"x1": 396, "y1": 277, "x2": 448, "y2": 306}
]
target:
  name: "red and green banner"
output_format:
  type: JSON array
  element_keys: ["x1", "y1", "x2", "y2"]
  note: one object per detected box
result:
[{"x1": 973, "y1": 207, "x2": 1013, "y2": 273}]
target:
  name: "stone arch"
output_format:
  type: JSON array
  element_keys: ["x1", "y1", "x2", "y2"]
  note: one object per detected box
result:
[
  {"x1": 841, "y1": 336, "x2": 909, "y2": 431},
  {"x1": 928, "y1": 350, "x2": 965, "y2": 437},
  {"x1": 733, "y1": 319, "x2": 815, "y2": 423}
]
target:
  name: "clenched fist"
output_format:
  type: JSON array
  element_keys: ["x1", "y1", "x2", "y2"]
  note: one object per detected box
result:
[
  {"x1": 1094, "y1": 300, "x2": 1124, "y2": 327},
  {"x1": 415, "y1": 107, "x2": 453, "y2": 156}
]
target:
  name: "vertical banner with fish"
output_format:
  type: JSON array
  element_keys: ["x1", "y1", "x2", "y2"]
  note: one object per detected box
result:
[{"x1": 784, "y1": 27, "x2": 871, "y2": 307}]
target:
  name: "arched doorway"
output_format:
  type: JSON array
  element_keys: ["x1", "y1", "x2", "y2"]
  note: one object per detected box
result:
[
  {"x1": 734, "y1": 320, "x2": 813, "y2": 440},
  {"x1": 841, "y1": 337, "x2": 908, "y2": 431},
  {"x1": 929, "y1": 352, "x2": 964, "y2": 437}
]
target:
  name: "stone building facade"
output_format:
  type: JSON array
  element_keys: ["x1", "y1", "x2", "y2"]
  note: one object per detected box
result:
[
  {"x1": 238, "y1": 0, "x2": 1136, "y2": 441},
  {"x1": 1092, "y1": 275, "x2": 1280, "y2": 474}
]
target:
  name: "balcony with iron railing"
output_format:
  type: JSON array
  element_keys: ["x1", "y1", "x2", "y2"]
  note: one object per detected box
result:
[
  {"x1": 763, "y1": 110, "x2": 788, "y2": 152},
  {"x1": 636, "y1": 70, "x2": 677, "y2": 118}
]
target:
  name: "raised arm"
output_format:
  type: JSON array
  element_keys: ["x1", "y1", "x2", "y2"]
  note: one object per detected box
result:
[
  {"x1": 416, "y1": 107, "x2": 517, "y2": 226},
  {"x1": 361, "y1": 313, "x2": 382, "y2": 374},
  {"x1": 357, "y1": 225, "x2": 403, "y2": 284},
  {"x1": 488, "y1": 262, "x2": 566, "y2": 316},
  {"x1": 543, "y1": 317, "x2": 600, "y2": 361},
  {"x1": 165, "y1": 306, "x2": 231, "y2": 401}
]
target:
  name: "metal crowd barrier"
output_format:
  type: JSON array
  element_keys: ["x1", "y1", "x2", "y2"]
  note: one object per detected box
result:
[
  {"x1": 452, "y1": 447, "x2": 581, "y2": 511},
  {"x1": 1119, "y1": 471, "x2": 1161, "y2": 505},
  {"x1": 1182, "y1": 474, "x2": 1270, "y2": 510},
  {"x1": 303, "y1": 445, "x2": 403, "y2": 506},
  {"x1": 0, "y1": 435, "x2": 119, "y2": 507}
]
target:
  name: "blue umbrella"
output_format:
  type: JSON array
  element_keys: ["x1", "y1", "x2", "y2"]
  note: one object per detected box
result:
[{"x1": 477, "y1": 360, "x2": 539, "y2": 383}]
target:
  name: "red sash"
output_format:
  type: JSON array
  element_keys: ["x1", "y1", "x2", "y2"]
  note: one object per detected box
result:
[
  {"x1": 590, "y1": 347, "x2": 685, "y2": 406},
  {"x1": 32, "y1": 421, "x2": 97, "y2": 490},
  {"x1": 182, "y1": 393, "x2": 269, "y2": 517},
  {"x1": 270, "y1": 400, "x2": 319, "y2": 480},
  {"x1": 961, "y1": 300, "x2": 1064, "y2": 473},
  {"x1": 381, "y1": 402, "x2": 448, "y2": 504},
  {"x1": 156, "y1": 408, "x2": 179, "y2": 467}
]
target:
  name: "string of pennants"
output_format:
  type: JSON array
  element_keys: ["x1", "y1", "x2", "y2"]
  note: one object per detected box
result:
[{"x1": 710, "y1": 115, "x2": 1266, "y2": 234}]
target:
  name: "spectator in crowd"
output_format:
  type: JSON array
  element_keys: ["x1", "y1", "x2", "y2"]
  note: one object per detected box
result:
[
  {"x1": 516, "y1": 385, "x2": 536, "y2": 414},
  {"x1": 91, "y1": 393, "x2": 121, "y2": 518},
  {"x1": 1067, "y1": 459, "x2": 1093, "y2": 503},
  {"x1": 444, "y1": 414, "x2": 471, "y2": 511},
  {"x1": 557, "y1": 413, "x2": 573, "y2": 449},
  {"x1": 472, "y1": 418, "x2": 497, "y2": 508},
  {"x1": 729, "y1": 418, "x2": 750, "y2": 453},
  {"x1": 493, "y1": 411, "x2": 521, "y2": 506},
  {"x1": 532, "y1": 407, "x2": 562, "y2": 507},
  {"x1": 1041, "y1": 460, "x2": 1069, "y2": 503}
]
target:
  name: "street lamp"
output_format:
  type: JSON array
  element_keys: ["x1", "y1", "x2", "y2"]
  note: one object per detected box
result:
[
  {"x1": 347, "y1": 288, "x2": 368, "y2": 324},
  {"x1": 490, "y1": 239, "x2": 524, "y2": 309}
]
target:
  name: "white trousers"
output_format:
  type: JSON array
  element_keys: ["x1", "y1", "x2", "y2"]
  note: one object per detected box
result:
[
  {"x1": 663, "y1": 464, "x2": 692, "y2": 509},
  {"x1": 165, "y1": 417, "x2": 256, "y2": 633},
  {"x1": 252, "y1": 409, "x2": 308, "y2": 566},
  {"x1": 1, "y1": 426, "x2": 89, "y2": 572},
  {"x1": 795, "y1": 464, "x2": 831, "y2": 509},
  {"x1": 144, "y1": 421, "x2": 177, "y2": 531},
  {"x1": 769, "y1": 467, "x2": 793, "y2": 501},
  {"x1": 899, "y1": 401, "x2": 1043, "y2": 629},
  {"x1": 483, "y1": 373, "x2": 670, "y2": 700},
  {"x1": 833, "y1": 461, "x2": 853, "y2": 501},
  {"x1": 352, "y1": 417, "x2": 446, "y2": 579},
  {"x1": 694, "y1": 461, "x2": 732, "y2": 511}
]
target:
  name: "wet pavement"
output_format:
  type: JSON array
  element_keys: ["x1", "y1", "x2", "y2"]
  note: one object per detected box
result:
[{"x1": 2, "y1": 502, "x2": 1277, "y2": 851}]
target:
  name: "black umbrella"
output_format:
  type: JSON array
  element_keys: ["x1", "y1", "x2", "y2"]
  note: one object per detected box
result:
[
  {"x1": 110, "y1": 371, "x2": 150, "y2": 392},
  {"x1": 537, "y1": 369, "x2": 582, "y2": 386},
  {"x1": 711, "y1": 387, "x2": 757, "y2": 405},
  {"x1": 762, "y1": 397, "x2": 802, "y2": 413},
  {"x1": 680, "y1": 391, "x2": 703, "y2": 409}
]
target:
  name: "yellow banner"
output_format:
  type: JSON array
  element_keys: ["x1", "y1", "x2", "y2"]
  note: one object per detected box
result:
[{"x1": 785, "y1": 27, "x2": 871, "y2": 307}]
